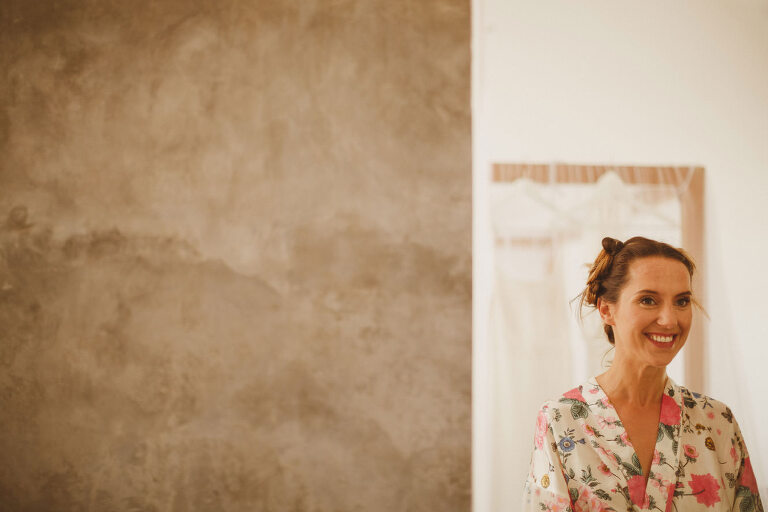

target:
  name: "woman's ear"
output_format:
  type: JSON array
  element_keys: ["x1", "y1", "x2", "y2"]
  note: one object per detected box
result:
[{"x1": 597, "y1": 297, "x2": 615, "y2": 326}]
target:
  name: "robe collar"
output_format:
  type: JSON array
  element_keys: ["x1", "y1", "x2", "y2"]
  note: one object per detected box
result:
[{"x1": 581, "y1": 376, "x2": 683, "y2": 512}]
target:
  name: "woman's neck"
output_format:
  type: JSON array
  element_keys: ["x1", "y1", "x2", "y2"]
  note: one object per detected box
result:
[{"x1": 596, "y1": 358, "x2": 668, "y2": 407}]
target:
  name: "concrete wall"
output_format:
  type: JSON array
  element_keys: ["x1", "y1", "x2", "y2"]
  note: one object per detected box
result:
[{"x1": 0, "y1": 1, "x2": 471, "y2": 510}]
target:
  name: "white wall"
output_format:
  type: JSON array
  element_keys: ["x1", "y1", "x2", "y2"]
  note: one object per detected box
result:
[{"x1": 472, "y1": 1, "x2": 768, "y2": 509}]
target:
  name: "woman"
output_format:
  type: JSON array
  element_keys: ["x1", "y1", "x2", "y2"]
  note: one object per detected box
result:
[{"x1": 522, "y1": 236, "x2": 763, "y2": 512}]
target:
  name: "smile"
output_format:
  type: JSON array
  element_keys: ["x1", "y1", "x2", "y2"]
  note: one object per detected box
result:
[{"x1": 645, "y1": 333, "x2": 677, "y2": 346}]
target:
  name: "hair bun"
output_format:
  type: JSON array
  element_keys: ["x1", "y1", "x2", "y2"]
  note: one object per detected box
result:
[{"x1": 601, "y1": 237, "x2": 624, "y2": 256}]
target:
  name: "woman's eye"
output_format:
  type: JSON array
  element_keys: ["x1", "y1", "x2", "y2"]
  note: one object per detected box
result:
[
  {"x1": 677, "y1": 297, "x2": 691, "y2": 307},
  {"x1": 640, "y1": 297, "x2": 655, "y2": 305}
]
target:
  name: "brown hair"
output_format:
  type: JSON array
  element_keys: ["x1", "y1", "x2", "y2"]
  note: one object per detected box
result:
[{"x1": 578, "y1": 236, "x2": 697, "y2": 345}]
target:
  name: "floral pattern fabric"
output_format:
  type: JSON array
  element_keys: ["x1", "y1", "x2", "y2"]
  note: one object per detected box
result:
[{"x1": 522, "y1": 377, "x2": 763, "y2": 512}]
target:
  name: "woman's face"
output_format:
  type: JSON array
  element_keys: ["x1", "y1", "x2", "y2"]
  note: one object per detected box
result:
[{"x1": 599, "y1": 256, "x2": 693, "y2": 369}]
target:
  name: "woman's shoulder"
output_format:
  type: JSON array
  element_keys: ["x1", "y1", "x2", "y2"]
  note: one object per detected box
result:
[
  {"x1": 535, "y1": 382, "x2": 596, "y2": 420},
  {"x1": 674, "y1": 383, "x2": 740, "y2": 428},
  {"x1": 536, "y1": 379, "x2": 742, "y2": 428},
  {"x1": 545, "y1": 380, "x2": 598, "y2": 403}
]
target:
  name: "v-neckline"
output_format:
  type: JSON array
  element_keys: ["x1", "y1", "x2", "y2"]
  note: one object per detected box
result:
[
  {"x1": 596, "y1": 375, "x2": 668, "y2": 478},
  {"x1": 584, "y1": 376, "x2": 683, "y2": 511}
]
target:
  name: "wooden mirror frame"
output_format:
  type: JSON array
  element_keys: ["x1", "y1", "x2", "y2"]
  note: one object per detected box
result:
[{"x1": 491, "y1": 163, "x2": 706, "y2": 391}]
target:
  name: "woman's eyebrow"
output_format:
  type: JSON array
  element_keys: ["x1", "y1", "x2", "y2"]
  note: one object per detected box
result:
[{"x1": 634, "y1": 289, "x2": 692, "y2": 296}]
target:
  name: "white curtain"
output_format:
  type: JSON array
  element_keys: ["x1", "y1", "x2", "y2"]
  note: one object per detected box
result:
[{"x1": 487, "y1": 170, "x2": 689, "y2": 511}]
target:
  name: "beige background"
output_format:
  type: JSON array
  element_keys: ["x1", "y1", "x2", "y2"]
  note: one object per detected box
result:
[{"x1": 0, "y1": 1, "x2": 471, "y2": 510}]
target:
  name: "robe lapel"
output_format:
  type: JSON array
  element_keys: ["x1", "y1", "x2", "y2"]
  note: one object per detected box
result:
[
  {"x1": 646, "y1": 377, "x2": 683, "y2": 512},
  {"x1": 584, "y1": 377, "x2": 646, "y2": 510},
  {"x1": 584, "y1": 377, "x2": 683, "y2": 512}
]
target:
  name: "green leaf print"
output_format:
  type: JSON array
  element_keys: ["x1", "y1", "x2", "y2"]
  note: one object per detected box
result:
[
  {"x1": 594, "y1": 488, "x2": 611, "y2": 500},
  {"x1": 740, "y1": 495, "x2": 754, "y2": 512},
  {"x1": 571, "y1": 402, "x2": 589, "y2": 420},
  {"x1": 615, "y1": 453, "x2": 643, "y2": 477},
  {"x1": 581, "y1": 466, "x2": 596, "y2": 485}
]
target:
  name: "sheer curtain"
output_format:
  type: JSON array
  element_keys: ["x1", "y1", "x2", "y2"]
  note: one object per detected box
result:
[{"x1": 487, "y1": 168, "x2": 694, "y2": 511}]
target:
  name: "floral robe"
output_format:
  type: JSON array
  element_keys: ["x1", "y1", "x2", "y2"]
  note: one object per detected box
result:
[{"x1": 523, "y1": 377, "x2": 763, "y2": 512}]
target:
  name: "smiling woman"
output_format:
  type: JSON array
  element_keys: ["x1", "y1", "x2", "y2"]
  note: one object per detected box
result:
[
  {"x1": 597, "y1": 254, "x2": 692, "y2": 373},
  {"x1": 522, "y1": 237, "x2": 764, "y2": 512}
]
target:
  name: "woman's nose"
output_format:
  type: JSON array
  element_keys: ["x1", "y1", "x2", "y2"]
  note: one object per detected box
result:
[{"x1": 657, "y1": 304, "x2": 678, "y2": 328}]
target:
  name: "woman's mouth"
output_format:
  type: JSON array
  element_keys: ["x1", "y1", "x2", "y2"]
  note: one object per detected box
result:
[{"x1": 645, "y1": 333, "x2": 677, "y2": 348}]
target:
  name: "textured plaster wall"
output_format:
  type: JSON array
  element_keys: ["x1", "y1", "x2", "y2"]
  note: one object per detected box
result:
[{"x1": 0, "y1": 1, "x2": 471, "y2": 510}]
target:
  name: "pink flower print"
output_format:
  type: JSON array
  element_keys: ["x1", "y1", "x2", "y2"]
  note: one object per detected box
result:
[
  {"x1": 688, "y1": 473, "x2": 721, "y2": 507},
  {"x1": 598, "y1": 462, "x2": 611, "y2": 476},
  {"x1": 649, "y1": 474, "x2": 670, "y2": 491},
  {"x1": 659, "y1": 394, "x2": 681, "y2": 426},
  {"x1": 627, "y1": 475, "x2": 650, "y2": 509},
  {"x1": 583, "y1": 424, "x2": 597, "y2": 438},
  {"x1": 655, "y1": 477, "x2": 673, "y2": 508},
  {"x1": 598, "y1": 415, "x2": 617, "y2": 429},
  {"x1": 600, "y1": 397, "x2": 611, "y2": 408},
  {"x1": 652, "y1": 449, "x2": 661, "y2": 465},
  {"x1": 563, "y1": 387, "x2": 587, "y2": 403},
  {"x1": 572, "y1": 494, "x2": 587, "y2": 512},
  {"x1": 598, "y1": 446, "x2": 617, "y2": 465},
  {"x1": 546, "y1": 495, "x2": 570, "y2": 512},
  {"x1": 716, "y1": 428, "x2": 722, "y2": 435},
  {"x1": 707, "y1": 411, "x2": 715, "y2": 419},
  {"x1": 730, "y1": 445, "x2": 739, "y2": 464},
  {"x1": 574, "y1": 484, "x2": 610, "y2": 512},
  {"x1": 664, "y1": 484, "x2": 676, "y2": 512},
  {"x1": 620, "y1": 431, "x2": 632, "y2": 446},
  {"x1": 739, "y1": 457, "x2": 758, "y2": 494},
  {"x1": 589, "y1": 386, "x2": 599, "y2": 394},
  {"x1": 534, "y1": 409, "x2": 548, "y2": 449},
  {"x1": 683, "y1": 444, "x2": 699, "y2": 460}
]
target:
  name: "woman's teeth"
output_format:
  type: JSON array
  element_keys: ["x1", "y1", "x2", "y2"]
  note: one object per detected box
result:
[{"x1": 647, "y1": 334, "x2": 675, "y2": 343}]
